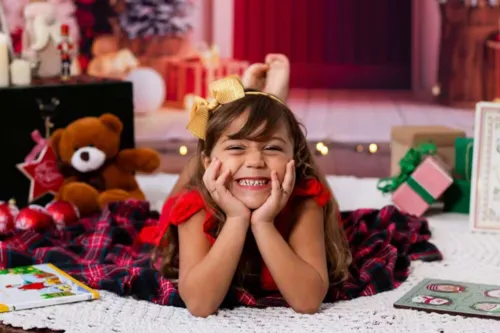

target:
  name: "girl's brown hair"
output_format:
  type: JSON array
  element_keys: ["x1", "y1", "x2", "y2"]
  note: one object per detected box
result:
[{"x1": 153, "y1": 92, "x2": 352, "y2": 286}]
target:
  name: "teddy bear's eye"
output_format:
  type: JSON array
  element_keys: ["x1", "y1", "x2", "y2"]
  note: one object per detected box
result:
[
  {"x1": 89, "y1": 144, "x2": 94, "y2": 147},
  {"x1": 74, "y1": 146, "x2": 79, "y2": 152}
]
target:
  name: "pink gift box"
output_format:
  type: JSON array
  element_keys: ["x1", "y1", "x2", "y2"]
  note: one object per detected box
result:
[{"x1": 392, "y1": 156, "x2": 453, "y2": 217}]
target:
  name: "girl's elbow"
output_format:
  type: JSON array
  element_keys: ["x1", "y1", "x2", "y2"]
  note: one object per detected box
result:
[
  {"x1": 179, "y1": 280, "x2": 223, "y2": 317},
  {"x1": 180, "y1": 289, "x2": 220, "y2": 317},
  {"x1": 291, "y1": 301, "x2": 322, "y2": 315},
  {"x1": 186, "y1": 303, "x2": 218, "y2": 318},
  {"x1": 290, "y1": 287, "x2": 327, "y2": 314}
]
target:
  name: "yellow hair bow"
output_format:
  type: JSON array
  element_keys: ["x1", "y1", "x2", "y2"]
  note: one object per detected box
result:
[{"x1": 186, "y1": 76, "x2": 246, "y2": 140}]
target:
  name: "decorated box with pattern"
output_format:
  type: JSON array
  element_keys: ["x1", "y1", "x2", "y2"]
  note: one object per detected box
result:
[
  {"x1": 392, "y1": 156, "x2": 453, "y2": 217},
  {"x1": 165, "y1": 58, "x2": 249, "y2": 107}
]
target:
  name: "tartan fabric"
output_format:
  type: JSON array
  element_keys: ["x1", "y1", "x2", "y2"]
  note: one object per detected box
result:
[{"x1": 0, "y1": 201, "x2": 441, "y2": 308}]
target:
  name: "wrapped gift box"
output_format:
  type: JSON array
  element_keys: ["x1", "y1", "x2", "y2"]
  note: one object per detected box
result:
[
  {"x1": 164, "y1": 58, "x2": 249, "y2": 107},
  {"x1": 453, "y1": 137, "x2": 474, "y2": 181},
  {"x1": 390, "y1": 126, "x2": 465, "y2": 176},
  {"x1": 392, "y1": 156, "x2": 453, "y2": 217},
  {"x1": 443, "y1": 180, "x2": 471, "y2": 214},
  {"x1": 443, "y1": 137, "x2": 474, "y2": 214}
]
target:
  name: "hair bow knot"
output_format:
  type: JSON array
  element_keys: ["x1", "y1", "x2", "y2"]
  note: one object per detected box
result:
[{"x1": 186, "y1": 76, "x2": 246, "y2": 140}]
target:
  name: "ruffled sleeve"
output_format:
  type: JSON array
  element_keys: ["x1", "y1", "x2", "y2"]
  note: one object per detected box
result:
[
  {"x1": 137, "y1": 190, "x2": 217, "y2": 247},
  {"x1": 165, "y1": 190, "x2": 205, "y2": 226},
  {"x1": 292, "y1": 178, "x2": 331, "y2": 207}
]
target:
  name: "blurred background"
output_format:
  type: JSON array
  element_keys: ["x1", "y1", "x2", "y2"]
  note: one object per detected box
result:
[{"x1": 2, "y1": 0, "x2": 490, "y2": 177}]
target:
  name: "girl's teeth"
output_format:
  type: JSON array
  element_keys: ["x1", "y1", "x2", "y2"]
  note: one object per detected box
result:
[{"x1": 238, "y1": 179, "x2": 267, "y2": 186}]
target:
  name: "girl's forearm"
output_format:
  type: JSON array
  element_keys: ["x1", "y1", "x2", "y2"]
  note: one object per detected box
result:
[
  {"x1": 180, "y1": 218, "x2": 249, "y2": 317},
  {"x1": 251, "y1": 223, "x2": 328, "y2": 314}
]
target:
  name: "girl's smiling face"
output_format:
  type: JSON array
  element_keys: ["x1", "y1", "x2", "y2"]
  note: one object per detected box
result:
[{"x1": 203, "y1": 109, "x2": 294, "y2": 209}]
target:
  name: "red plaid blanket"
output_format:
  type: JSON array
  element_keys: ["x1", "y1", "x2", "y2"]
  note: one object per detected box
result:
[{"x1": 0, "y1": 201, "x2": 441, "y2": 308}]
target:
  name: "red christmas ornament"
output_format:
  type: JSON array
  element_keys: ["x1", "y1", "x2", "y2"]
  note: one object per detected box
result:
[
  {"x1": 15, "y1": 205, "x2": 54, "y2": 231},
  {"x1": 17, "y1": 145, "x2": 64, "y2": 203},
  {"x1": 0, "y1": 200, "x2": 19, "y2": 233},
  {"x1": 45, "y1": 201, "x2": 80, "y2": 230}
]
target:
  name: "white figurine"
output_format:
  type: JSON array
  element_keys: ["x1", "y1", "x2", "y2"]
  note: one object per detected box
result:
[{"x1": 22, "y1": 0, "x2": 63, "y2": 78}]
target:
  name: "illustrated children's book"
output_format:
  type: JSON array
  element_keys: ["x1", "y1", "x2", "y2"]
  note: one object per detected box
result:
[
  {"x1": 394, "y1": 278, "x2": 500, "y2": 320},
  {"x1": 0, "y1": 263, "x2": 99, "y2": 312}
]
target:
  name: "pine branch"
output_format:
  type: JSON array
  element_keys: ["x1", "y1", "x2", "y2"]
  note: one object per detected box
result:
[{"x1": 119, "y1": 0, "x2": 192, "y2": 39}]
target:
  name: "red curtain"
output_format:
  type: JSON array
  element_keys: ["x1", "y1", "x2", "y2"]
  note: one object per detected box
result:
[{"x1": 233, "y1": 0, "x2": 412, "y2": 89}]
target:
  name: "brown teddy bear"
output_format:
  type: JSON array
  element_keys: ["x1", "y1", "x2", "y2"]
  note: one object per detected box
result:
[{"x1": 50, "y1": 113, "x2": 160, "y2": 215}]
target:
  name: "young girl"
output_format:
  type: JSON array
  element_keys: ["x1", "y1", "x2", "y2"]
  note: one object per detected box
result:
[
  {"x1": 167, "y1": 54, "x2": 291, "y2": 197},
  {"x1": 152, "y1": 75, "x2": 351, "y2": 318}
]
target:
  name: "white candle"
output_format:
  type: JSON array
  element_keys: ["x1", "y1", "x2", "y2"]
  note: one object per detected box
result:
[
  {"x1": 10, "y1": 59, "x2": 31, "y2": 86},
  {"x1": 0, "y1": 33, "x2": 9, "y2": 87}
]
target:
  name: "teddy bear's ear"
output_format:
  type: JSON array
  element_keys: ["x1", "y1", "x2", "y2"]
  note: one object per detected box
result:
[
  {"x1": 50, "y1": 129, "x2": 64, "y2": 157},
  {"x1": 99, "y1": 113, "x2": 123, "y2": 134}
]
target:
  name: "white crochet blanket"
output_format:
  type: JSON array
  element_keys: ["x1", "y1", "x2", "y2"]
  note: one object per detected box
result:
[{"x1": 1, "y1": 174, "x2": 500, "y2": 333}]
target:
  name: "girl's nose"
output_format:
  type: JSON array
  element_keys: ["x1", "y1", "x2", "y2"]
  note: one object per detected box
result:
[{"x1": 245, "y1": 151, "x2": 265, "y2": 168}]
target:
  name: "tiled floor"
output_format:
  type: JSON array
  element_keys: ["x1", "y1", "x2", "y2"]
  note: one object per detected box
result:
[
  {"x1": 135, "y1": 90, "x2": 476, "y2": 177},
  {"x1": 286, "y1": 90, "x2": 474, "y2": 142}
]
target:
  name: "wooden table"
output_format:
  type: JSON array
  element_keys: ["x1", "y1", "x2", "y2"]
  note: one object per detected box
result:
[
  {"x1": 486, "y1": 39, "x2": 500, "y2": 102},
  {"x1": 436, "y1": 1, "x2": 500, "y2": 107}
]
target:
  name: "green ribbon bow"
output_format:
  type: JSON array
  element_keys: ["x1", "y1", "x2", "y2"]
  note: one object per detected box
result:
[{"x1": 377, "y1": 142, "x2": 437, "y2": 194}]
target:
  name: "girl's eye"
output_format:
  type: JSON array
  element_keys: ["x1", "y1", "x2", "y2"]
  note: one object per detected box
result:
[
  {"x1": 265, "y1": 146, "x2": 283, "y2": 151},
  {"x1": 227, "y1": 146, "x2": 244, "y2": 150}
]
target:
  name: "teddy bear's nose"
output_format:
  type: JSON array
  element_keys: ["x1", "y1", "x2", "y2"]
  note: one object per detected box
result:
[{"x1": 80, "y1": 151, "x2": 90, "y2": 162}]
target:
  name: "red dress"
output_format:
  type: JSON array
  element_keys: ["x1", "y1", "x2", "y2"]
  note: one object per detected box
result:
[{"x1": 141, "y1": 178, "x2": 332, "y2": 291}]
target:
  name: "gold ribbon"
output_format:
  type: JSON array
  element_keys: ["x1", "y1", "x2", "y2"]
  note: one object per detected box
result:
[
  {"x1": 186, "y1": 76, "x2": 246, "y2": 140},
  {"x1": 186, "y1": 75, "x2": 287, "y2": 140}
]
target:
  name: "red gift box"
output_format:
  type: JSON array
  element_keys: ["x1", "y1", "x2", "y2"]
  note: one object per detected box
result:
[{"x1": 165, "y1": 58, "x2": 249, "y2": 107}]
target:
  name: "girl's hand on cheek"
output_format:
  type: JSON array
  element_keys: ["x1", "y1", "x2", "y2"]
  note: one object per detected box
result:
[
  {"x1": 203, "y1": 158, "x2": 250, "y2": 222},
  {"x1": 250, "y1": 160, "x2": 295, "y2": 226}
]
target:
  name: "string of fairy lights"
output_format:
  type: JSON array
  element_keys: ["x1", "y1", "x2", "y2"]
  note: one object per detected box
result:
[
  {"x1": 179, "y1": 93, "x2": 385, "y2": 157},
  {"x1": 174, "y1": 142, "x2": 385, "y2": 157},
  {"x1": 315, "y1": 141, "x2": 381, "y2": 155}
]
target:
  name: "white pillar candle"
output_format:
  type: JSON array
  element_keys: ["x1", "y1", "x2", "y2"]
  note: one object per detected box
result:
[
  {"x1": 10, "y1": 59, "x2": 31, "y2": 86},
  {"x1": 0, "y1": 33, "x2": 9, "y2": 87}
]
